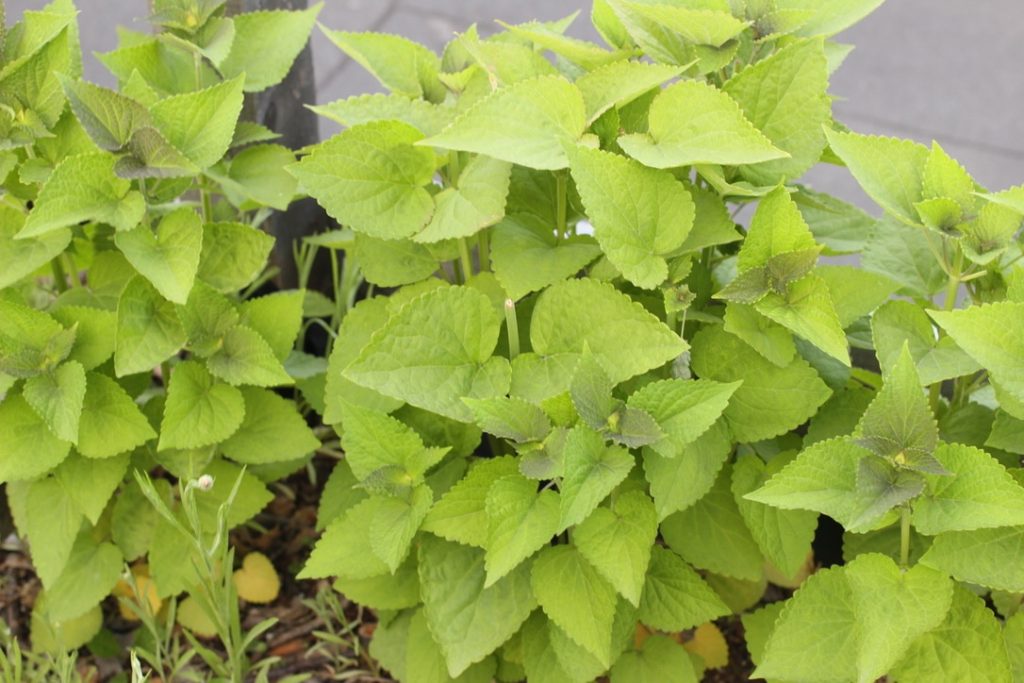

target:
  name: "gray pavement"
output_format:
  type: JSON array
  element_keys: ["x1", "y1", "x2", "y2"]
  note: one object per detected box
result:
[{"x1": 8, "y1": 0, "x2": 1024, "y2": 208}]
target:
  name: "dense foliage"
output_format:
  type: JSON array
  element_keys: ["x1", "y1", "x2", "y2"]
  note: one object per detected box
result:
[
  {"x1": 4, "y1": 0, "x2": 1024, "y2": 681},
  {"x1": 0, "y1": 0, "x2": 324, "y2": 676}
]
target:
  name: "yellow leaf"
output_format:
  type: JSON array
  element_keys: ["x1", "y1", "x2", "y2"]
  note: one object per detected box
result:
[
  {"x1": 764, "y1": 551, "x2": 816, "y2": 589},
  {"x1": 113, "y1": 564, "x2": 162, "y2": 621},
  {"x1": 232, "y1": 551, "x2": 281, "y2": 604},
  {"x1": 177, "y1": 596, "x2": 218, "y2": 638},
  {"x1": 684, "y1": 622, "x2": 729, "y2": 670}
]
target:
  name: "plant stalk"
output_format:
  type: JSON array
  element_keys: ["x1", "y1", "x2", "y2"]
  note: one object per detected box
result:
[
  {"x1": 556, "y1": 171, "x2": 567, "y2": 240},
  {"x1": 504, "y1": 299, "x2": 520, "y2": 359},
  {"x1": 900, "y1": 506, "x2": 911, "y2": 569},
  {"x1": 458, "y1": 238, "x2": 474, "y2": 282}
]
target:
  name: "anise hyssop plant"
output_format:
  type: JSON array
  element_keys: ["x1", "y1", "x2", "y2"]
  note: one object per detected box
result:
[
  {"x1": 0, "y1": 0, "x2": 326, "y2": 669},
  {"x1": 291, "y1": 1, "x2": 1024, "y2": 682}
]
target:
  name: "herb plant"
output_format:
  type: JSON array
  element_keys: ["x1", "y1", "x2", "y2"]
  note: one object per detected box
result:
[
  {"x1": 0, "y1": 0, "x2": 323, "y2": 658},
  {"x1": 292, "y1": 1, "x2": 1024, "y2": 681}
]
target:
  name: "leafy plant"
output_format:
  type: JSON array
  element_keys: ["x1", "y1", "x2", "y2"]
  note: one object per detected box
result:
[
  {"x1": 0, "y1": 0, "x2": 324, "y2": 667},
  {"x1": 291, "y1": 1, "x2": 1024, "y2": 681}
]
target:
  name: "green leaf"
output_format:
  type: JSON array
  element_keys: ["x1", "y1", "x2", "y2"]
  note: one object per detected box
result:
[
  {"x1": 415, "y1": 154, "x2": 512, "y2": 243},
  {"x1": 756, "y1": 274, "x2": 850, "y2": 366},
  {"x1": 149, "y1": 76, "x2": 243, "y2": 168},
  {"x1": 624, "y1": 4, "x2": 748, "y2": 47},
  {"x1": 114, "y1": 276, "x2": 186, "y2": 376},
  {"x1": 862, "y1": 219, "x2": 947, "y2": 298},
  {"x1": 339, "y1": 403, "x2": 445, "y2": 483},
  {"x1": 354, "y1": 233, "x2": 439, "y2": 288},
  {"x1": 777, "y1": 0, "x2": 886, "y2": 37},
  {"x1": 238, "y1": 290, "x2": 304, "y2": 362},
  {"x1": 618, "y1": 80, "x2": 788, "y2": 169},
  {"x1": 289, "y1": 121, "x2": 436, "y2": 239},
  {"x1": 197, "y1": 221, "x2": 275, "y2": 292},
  {"x1": 691, "y1": 325, "x2": 831, "y2": 442},
  {"x1": 532, "y1": 544, "x2": 618, "y2": 667},
  {"x1": 0, "y1": 301, "x2": 76, "y2": 379},
  {"x1": 159, "y1": 360, "x2": 244, "y2": 450},
  {"x1": 463, "y1": 396, "x2": 551, "y2": 443},
  {"x1": 421, "y1": 75, "x2": 586, "y2": 170},
  {"x1": 310, "y1": 93, "x2": 454, "y2": 136},
  {"x1": 741, "y1": 187, "x2": 820, "y2": 271},
  {"x1": 568, "y1": 145, "x2": 694, "y2": 289},
  {"x1": 419, "y1": 536, "x2": 536, "y2": 677},
  {"x1": 484, "y1": 474, "x2": 560, "y2": 586},
  {"x1": 891, "y1": 586, "x2": 1010, "y2": 683},
  {"x1": 755, "y1": 553, "x2": 953, "y2": 683},
  {"x1": 930, "y1": 302, "x2": 1024, "y2": 407},
  {"x1": 824, "y1": 129, "x2": 929, "y2": 223},
  {"x1": 114, "y1": 207, "x2": 203, "y2": 304},
  {"x1": 333, "y1": 555, "x2": 420, "y2": 612},
  {"x1": 921, "y1": 141, "x2": 976, "y2": 210},
  {"x1": 322, "y1": 297, "x2": 404, "y2": 425},
  {"x1": 643, "y1": 420, "x2": 732, "y2": 521},
  {"x1": 744, "y1": 437, "x2": 879, "y2": 530},
  {"x1": 0, "y1": 392, "x2": 72, "y2": 483},
  {"x1": 574, "y1": 60, "x2": 682, "y2": 124},
  {"x1": 913, "y1": 442, "x2": 1024, "y2": 535},
  {"x1": 55, "y1": 452, "x2": 128, "y2": 524},
  {"x1": 50, "y1": 306, "x2": 116, "y2": 372},
  {"x1": 723, "y1": 38, "x2": 830, "y2": 185},
  {"x1": 793, "y1": 187, "x2": 875, "y2": 254},
  {"x1": 23, "y1": 360, "x2": 85, "y2": 443},
  {"x1": 209, "y1": 143, "x2": 298, "y2": 211},
  {"x1": 321, "y1": 28, "x2": 442, "y2": 101},
  {"x1": 345, "y1": 286, "x2": 510, "y2": 422},
  {"x1": 855, "y1": 345, "x2": 939, "y2": 468},
  {"x1": 206, "y1": 325, "x2": 293, "y2": 387},
  {"x1": 531, "y1": 278, "x2": 686, "y2": 384},
  {"x1": 371, "y1": 486, "x2": 433, "y2": 572},
  {"x1": 490, "y1": 217, "x2": 601, "y2": 301},
  {"x1": 59, "y1": 77, "x2": 149, "y2": 151},
  {"x1": 219, "y1": 3, "x2": 321, "y2": 92},
  {"x1": 0, "y1": 207, "x2": 72, "y2": 289},
  {"x1": 299, "y1": 498, "x2": 389, "y2": 580},
  {"x1": 723, "y1": 302, "x2": 797, "y2": 366},
  {"x1": 638, "y1": 545, "x2": 729, "y2": 631},
  {"x1": 422, "y1": 456, "x2": 519, "y2": 547},
  {"x1": 574, "y1": 491, "x2": 657, "y2": 607},
  {"x1": 731, "y1": 454, "x2": 817, "y2": 580},
  {"x1": 26, "y1": 477, "x2": 82, "y2": 587},
  {"x1": 661, "y1": 463, "x2": 764, "y2": 581},
  {"x1": 19, "y1": 153, "x2": 144, "y2": 236},
  {"x1": 627, "y1": 378, "x2": 739, "y2": 458},
  {"x1": 816, "y1": 265, "x2": 898, "y2": 328},
  {"x1": 610, "y1": 634, "x2": 697, "y2": 683},
  {"x1": 220, "y1": 388, "x2": 318, "y2": 464},
  {"x1": 501, "y1": 19, "x2": 634, "y2": 71},
  {"x1": 76, "y1": 371, "x2": 154, "y2": 459},
  {"x1": 44, "y1": 535, "x2": 123, "y2": 623},
  {"x1": 560, "y1": 425, "x2": 635, "y2": 530}
]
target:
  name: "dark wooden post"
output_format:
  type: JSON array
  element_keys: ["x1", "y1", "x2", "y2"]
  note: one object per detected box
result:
[{"x1": 230, "y1": 0, "x2": 331, "y2": 290}]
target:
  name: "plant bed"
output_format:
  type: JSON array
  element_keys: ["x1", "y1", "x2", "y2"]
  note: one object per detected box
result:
[{"x1": 4, "y1": 0, "x2": 1024, "y2": 682}]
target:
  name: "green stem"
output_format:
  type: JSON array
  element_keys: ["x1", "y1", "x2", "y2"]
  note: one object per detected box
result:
[
  {"x1": 899, "y1": 507, "x2": 912, "y2": 569},
  {"x1": 201, "y1": 182, "x2": 214, "y2": 222},
  {"x1": 555, "y1": 171, "x2": 567, "y2": 240},
  {"x1": 504, "y1": 299, "x2": 520, "y2": 360},
  {"x1": 448, "y1": 150, "x2": 462, "y2": 185},
  {"x1": 458, "y1": 238, "x2": 474, "y2": 282},
  {"x1": 51, "y1": 257, "x2": 68, "y2": 293},
  {"x1": 63, "y1": 253, "x2": 79, "y2": 287},
  {"x1": 478, "y1": 229, "x2": 490, "y2": 272}
]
